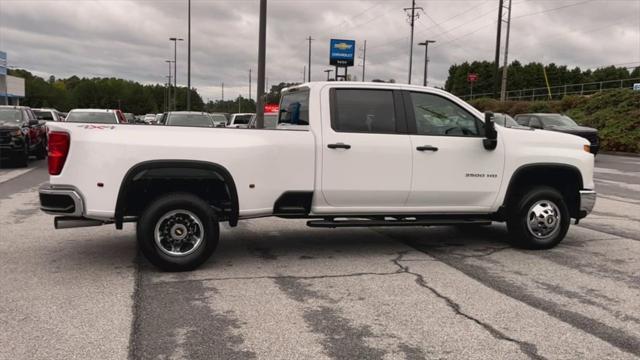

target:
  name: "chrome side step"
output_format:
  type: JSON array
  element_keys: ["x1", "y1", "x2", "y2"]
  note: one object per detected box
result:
[
  {"x1": 307, "y1": 217, "x2": 492, "y2": 228},
  {"x1": 54, "y1": 217, "x2": 110, "y2": 229}
]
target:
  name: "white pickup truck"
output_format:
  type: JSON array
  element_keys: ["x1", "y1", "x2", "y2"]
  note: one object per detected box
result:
[{"x1": 39, "y1": 82, "x2": 596, "y2": 271}]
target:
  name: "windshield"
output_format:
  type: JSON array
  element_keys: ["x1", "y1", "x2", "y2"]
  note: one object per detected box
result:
[
  {"x1": 34, "y1": 110, "x2": 55, "y2": 121},
  {"x1": 66, "y1": 112, "x2": 117, "y2": 124},
  {"x1": 232, "y1": 114, "x2": 252, "y2": 125},
  {"x1": 167, "y1": 113, "x2": 213, "y2": 127},
  {"x1": 539, "y1": 114, "x2": 578, "y2": 127},
  {"x1": 279, "y1": 90, "x2": 309, "y2": 125},
  {"x1": 0, "y1": 109, "x2": 22, "y2": 122}
]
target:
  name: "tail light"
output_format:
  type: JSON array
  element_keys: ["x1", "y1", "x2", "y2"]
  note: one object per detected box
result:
[{"x1": 48, "y1": 131, "x2": 70, "y2": 175}]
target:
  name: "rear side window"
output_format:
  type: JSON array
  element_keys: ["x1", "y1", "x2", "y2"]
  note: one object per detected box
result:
[
  {"x1": 279, "y1": 90, "x2": 309, "y2": 125},
  {"x1": 332, "y1": 89, "x2": 396, "y2": 133},
  {"x1": 66, "y1": 112, "x2": 117, "y2": 124},
  {"x1": 233, "y1": 115, "x2": 252, "y2": 125}
]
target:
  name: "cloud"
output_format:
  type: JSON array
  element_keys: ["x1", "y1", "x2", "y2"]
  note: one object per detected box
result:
[{"x1": 0, "y1": 0, "x2": 638, "y2": 102}]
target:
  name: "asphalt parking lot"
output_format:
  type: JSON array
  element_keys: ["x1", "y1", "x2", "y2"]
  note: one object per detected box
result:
[{"x1": 1, "y1": 154, "x2": 639, "y2": 360}]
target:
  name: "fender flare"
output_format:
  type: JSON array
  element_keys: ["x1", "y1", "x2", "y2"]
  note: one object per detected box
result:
[{"x1": 114, "y1": 160, "x2": 239, "y2": 228}]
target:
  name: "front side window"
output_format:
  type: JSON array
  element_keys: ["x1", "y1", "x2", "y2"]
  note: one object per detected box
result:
[
  {"x1": 529, "y1": 117, "x2": 543, "y2": 128},
  {"x1": 410, "y1": 92, "x2": 479, "y2": 136},
  {"x1": 332, "y1": 89, "x2": 396, "y2": 133},
  {"x1": 279, "y1": 90, "x2": 309, "y2": 126},
  {"x1": 515, "y1": 116, "x2": 530, "y2": 126}
]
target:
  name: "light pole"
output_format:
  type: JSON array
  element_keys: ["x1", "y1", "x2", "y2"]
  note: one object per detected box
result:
[
  {"x1": 255, "y1": 0, "x2": 267, "y2": 128},
  {"x1": 169, "y1": 37, "x2": 184, "y2": 110},
  {"x1": 324, "y1": 69, "x2": 334, "y2": 81},
  {"x1": 187, "y1": 0, "x2": 192, "y2": 110},
  {"x1": 165, "y1": 60, "x2": 173, "y2": 111},
  {"x1": 418, "y1": 40, "x2": 435, "y2": 86}
]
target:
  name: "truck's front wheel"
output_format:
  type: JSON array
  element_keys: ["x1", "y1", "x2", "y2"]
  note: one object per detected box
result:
[
  {"x1": 507, "y1": 186, "x2": 570, "y2": 249},
  {"x1": 137, "y1": 193, "x2": 219, "y2": 271}
]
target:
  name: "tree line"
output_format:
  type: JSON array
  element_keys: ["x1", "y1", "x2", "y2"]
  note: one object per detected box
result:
[
  {"x1": 444, "y1": 61, "x2": 640, "y2": 98},
  {"x1": 8, "y1": 69, "x2": 205, "y2": 114}
]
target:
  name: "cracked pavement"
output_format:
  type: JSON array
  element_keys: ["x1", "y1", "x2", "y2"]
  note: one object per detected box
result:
[{"x1": 1, "y1": 154, "x2": 639, "y2": 359}]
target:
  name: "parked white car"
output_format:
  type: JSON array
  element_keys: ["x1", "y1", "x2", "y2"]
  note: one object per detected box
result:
[
  {"x1": 33, "y1": 108, "x2": 65, "y2": 122},
  {"x1": 39, "y1": 82, "x2": 595, "y2": 271},
  {"x1": 227, "y1": 113, "x2": 254, "y2": 128}
]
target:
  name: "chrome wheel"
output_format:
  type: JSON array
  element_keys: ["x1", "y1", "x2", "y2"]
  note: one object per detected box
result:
[
  {"x1": 526, "y1": 200, "x2": 561, "y2": 240},
  {"x1": 154, "y1": 209, "x2": 204, "y2": 257}
]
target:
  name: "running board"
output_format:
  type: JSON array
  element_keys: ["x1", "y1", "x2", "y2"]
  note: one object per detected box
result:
[
  {"x1": 306, "y1": 218, "x2": 492, "y2": 228},
  {"x1": 54, "y1": 216, "x2": 110, "y2": 229}
]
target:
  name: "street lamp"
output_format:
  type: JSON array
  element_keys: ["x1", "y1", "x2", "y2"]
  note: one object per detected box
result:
[
  {"x1": 169, "y1": 37, "x2": 184, "y2": 110},
  {"x1": 418, "y1": 40, "x2": 436, "y2": 87}
]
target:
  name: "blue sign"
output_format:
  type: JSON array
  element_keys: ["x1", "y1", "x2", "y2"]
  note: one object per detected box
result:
[
  {"x1": 330, "y1": 39, "x2": 355, "y2": 67},
  {"x1": 0, "y1": 51, "x2": 6, "y2": 76},
  {"x1": 634, "y1": 83, "x2": 640, "y2": 91}
]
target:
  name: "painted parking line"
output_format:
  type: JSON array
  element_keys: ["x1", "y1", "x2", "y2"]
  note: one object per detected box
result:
[{"x1": 0, "y1": 167, "x2": 35, "y2": 184}]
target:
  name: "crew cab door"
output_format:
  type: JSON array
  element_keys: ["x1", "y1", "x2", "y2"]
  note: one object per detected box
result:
[
  {"x1": 321, "y1": 88, "x2": 412, "y2": 208},
  {"x1": 404, "y1": 91, "x2": 505, "y2": 211}
]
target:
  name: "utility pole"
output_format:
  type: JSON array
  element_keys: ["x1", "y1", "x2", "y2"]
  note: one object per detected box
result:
[
  {"x1": 324, "y1": 69, "x2": 334, "y2": 81},
  {"x1": 306, "y1": 36, "x2": 313, "y2": 82},
  {"x1": 169, "y1": 37, "x2": 183, "y2": 110},
  {"x1": 187, "y1": 0, "x2": 192, "y2": 110},
  {"x1": 500, "y1": 0, "x2": 513, "y2": 101},
  {"x1": 256, "y1": 0, "x2": 267, "y2": 128},
  {"x1": 493, "y1": 0, "x2": 504, "y2": 98},
  {"x1": 418, "y1": 40, "x2": 435, "y2": 86},
  {"x1": 362, "y1": 40, "x2": 367, "y2": 82},
  {"x1": 249, "y1": 69, "x2": 252, "y2": 102},
  {"x1": 404, "y1": 0, "x2": 422, "y2": 84}
]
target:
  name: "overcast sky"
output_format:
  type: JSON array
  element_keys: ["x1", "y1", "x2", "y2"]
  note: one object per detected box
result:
[{"x1": 1, "y1": 0, "x2": 639, "y2": 102}]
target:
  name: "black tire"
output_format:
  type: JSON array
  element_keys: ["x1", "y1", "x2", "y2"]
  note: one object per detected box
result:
[
  {"x1": 137, "y1": 193, "x2": 219, "y2": 271},
  {"x1": 507, "y1": 186, "x2": 570, "y2": 249},
  {"x1": 16, "y1": 143, "x2": 29, "y2": 167},
  {"x1": 35, "y1": 140, "x2": 47, "y2": 160}
]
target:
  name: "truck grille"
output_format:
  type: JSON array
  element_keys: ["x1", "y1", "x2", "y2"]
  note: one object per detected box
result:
[{"x1": 0, "y1": 131, "x2": 12, "y2": 145}]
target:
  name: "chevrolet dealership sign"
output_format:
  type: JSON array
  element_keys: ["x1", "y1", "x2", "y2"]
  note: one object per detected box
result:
[{"x1": 329, "y1": 39, "x2": 355, "y2": 67}]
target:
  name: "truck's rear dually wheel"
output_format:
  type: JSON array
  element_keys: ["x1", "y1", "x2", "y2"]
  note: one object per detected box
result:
[
  {"x1": 507, "y1": 186, "x2": 570, "y2": 249},
  {"x1": 137, "y1": 193, "x2": 219, "y2": 271}
]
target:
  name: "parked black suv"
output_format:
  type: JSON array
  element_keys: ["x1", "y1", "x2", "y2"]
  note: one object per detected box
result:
[
  {"x1": 514, "y1": 113, "x2": 599, "y2": 154},
  {"x1": 0, "y1": 106, "x2": 48, "y2": 166}
]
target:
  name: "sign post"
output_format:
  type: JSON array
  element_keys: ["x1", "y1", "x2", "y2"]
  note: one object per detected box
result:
[
  {"x1": 467, "y1": 73, "x2": 478, "y2": 99},
  {"x1": 330, "y1": 39, "x2": 355, "y2": 81}
]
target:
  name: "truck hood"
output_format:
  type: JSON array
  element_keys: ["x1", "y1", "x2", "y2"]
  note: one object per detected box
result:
[
  {"x1": 546, "y1": 125, "x2": 597, "y2": 134},
  {"x1": 0, "y1": 121, "x2": 21, "y2": 131}
]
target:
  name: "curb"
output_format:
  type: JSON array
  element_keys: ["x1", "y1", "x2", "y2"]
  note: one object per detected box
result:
[{"x1": 600, "y1": 151, "x2": 640, "y2": 158}]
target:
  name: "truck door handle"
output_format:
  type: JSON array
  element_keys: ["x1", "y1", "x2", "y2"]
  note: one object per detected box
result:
[
  {"x1": 416, "y1": 145, "x2": 438, "y2": 152},
  {"x1": 328, "y1": 143, "x2": 351, "y2": 149}
]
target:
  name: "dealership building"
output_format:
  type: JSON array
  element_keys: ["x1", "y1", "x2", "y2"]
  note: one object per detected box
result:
[{"x1": 0, "y1": 51, "x2": 25, "y2": 105}]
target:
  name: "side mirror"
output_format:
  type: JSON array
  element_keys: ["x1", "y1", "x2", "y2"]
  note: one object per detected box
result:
[
  {"x1": 483, "y1": 112, "x2": 498, "y2": 150},
  {"x1": 28, "y1": 119, "x2": 39, "y2": 126}
]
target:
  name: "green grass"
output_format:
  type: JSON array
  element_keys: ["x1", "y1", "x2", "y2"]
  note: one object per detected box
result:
[{"x1": 469, "y1": 89, "x2": 640, "y2": 153}]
